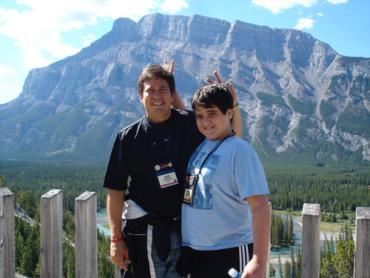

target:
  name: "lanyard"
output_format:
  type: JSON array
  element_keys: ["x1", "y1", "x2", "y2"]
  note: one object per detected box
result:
[{"x1": 193, "y1": 134, "x2": 234, "y2": 176}]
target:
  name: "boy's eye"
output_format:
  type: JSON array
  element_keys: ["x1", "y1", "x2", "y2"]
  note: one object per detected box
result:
[{"x1": 195, "y1": 114, "x2": 203, "y2": 120}]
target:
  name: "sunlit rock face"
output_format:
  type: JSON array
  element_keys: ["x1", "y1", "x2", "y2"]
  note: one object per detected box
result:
[{"x1": 1, "y1": 13, "x2": 369, "y2": 163}]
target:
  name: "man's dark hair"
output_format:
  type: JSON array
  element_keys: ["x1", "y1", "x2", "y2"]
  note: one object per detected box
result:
[
  {"x1": 137, "y1": 64, "x2": 176, "y2": 96},
  {"x1": 191, "y1": 84, "x2": 233, "y2": 114}
]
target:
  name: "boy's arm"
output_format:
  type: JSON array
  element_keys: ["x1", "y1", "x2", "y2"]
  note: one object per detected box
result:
[
  {"x1": 242, "y1": 195, "x2": 270, "y2": 278},
  {"x1": 107, "y1": 189, "x2": 130, "y2": 270}
]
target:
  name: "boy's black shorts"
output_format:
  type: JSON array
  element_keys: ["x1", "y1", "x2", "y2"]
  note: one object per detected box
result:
[{"x1": 177, "y1": 243, "x2": 253, "y2": 278}]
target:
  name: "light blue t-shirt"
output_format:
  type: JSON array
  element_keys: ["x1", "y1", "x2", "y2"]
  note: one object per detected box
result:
[{"x1": 181, "y1": 136, "x2": 269, "y2": 250}]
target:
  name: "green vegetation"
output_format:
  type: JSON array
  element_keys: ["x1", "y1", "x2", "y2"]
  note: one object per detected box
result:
[
  {"x1": 271, "y1": 213, "x2": 294, "y2": 248},
  {"x1": 266, "y1": 163, "x2": 370, "y2": 212},
  {"x1": 1, "y1": 161, "x2": 112, "y2": 277},
  {"x1": 320, "y1": 224, "x2": 355, "y2": 277},
  {"x1": 319, "y1": 100, "x2": 337, "y2": 129},
  {"x1": 288, "y1": 96, "x2": 315, "y2": 115},
  {"x1": 337, "y1": 106, "x2": 370, "y2": 137},
  {"x1": 257, "y1": 92, "x2": 289, "y2": 108},
  {"x1": 1, "y1": 160, "x2": 369, "y2": 277}
]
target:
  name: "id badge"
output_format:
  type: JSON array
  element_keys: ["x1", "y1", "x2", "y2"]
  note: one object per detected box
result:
[
  {"x1": 155, "y1": 162, "x2": 179, "y2": 189},
  {"x1": 183, "y1": 174, "x2": 198, "y2": 205}
]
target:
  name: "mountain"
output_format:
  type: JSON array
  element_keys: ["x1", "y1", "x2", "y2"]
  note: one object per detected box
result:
[{"x1": 1, "y1": 13, "x2": 369, "y2": 163}]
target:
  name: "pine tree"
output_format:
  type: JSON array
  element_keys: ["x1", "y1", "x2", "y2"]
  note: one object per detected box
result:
[
  {"x1": 284, "y1": 261, "x2": 292, "y2": 278},
  {"x1": 277, "y1": 255, "x2": 283, "y2": 278},
  {"x1": 333, "y1": 225, "x2": 354, "y2": 278}
]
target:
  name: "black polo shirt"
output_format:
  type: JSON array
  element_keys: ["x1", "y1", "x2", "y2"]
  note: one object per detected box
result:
[{"x1": 103, "y1": 109, "x2": 204, "y2": 218}]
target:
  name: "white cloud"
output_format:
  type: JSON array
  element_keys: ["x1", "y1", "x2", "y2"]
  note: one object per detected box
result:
[
  {"x1": 327, "y1": 0, "x2": 348, "y2": 4},
  {"x1": 160, "y1": 0, "x2": 189, "y2": 13},
  {"x1": 0, "y1": 0, "x2": 189, "y2": 71},
  {"x1": 82, "y1": 33, "x2": 97, "y2": 47},
  {"x1": 0, "y1": 77, "x2": 22, "y2": 104},
  {"x1": 0, "y1": 65, "x2": 26, "y2": 104},
  {"x1": 295, "y1": 17, "x2": 315, "y2": 30},
  {"x1": 317, "y1": 12, "x2": 324, "y2": 16},
  {"x1": 0, "y1": 64, "x2": 15, "y2": 77},
  {"x1": 252, "y1": 0, "x2": 319, "y2": 13},
  {"x1": 252, "y1": 0, "x2": 348, "y2": 13}
]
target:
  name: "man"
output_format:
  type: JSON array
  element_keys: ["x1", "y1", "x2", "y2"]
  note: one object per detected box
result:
[{"x1": 103, "y1": 63, "x2": 241, "y2": 277}]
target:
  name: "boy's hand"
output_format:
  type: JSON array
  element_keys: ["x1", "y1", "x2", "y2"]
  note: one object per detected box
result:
[{"x1": 241, "y1": 257, "x2": 266, "y2": 278}]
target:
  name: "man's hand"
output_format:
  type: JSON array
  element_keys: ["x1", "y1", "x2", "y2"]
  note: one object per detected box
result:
[
  {"x1": 205, "y1": 70, "x2": 242, "y2": 136},
  {"x1": 163, "y1": 60, "x2": 175, "y2": 74},
  {"x1": 110, "y1": 240, "x2": 131, "y2": 270},
  {"x1": 241, "y1": 256, "x2": 266, "y2": 278},
  {"x1": 205, "y1": 70, "x2": 238, "y2": 105}
]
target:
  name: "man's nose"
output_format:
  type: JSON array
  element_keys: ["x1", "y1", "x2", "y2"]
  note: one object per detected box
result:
[{"x1": 151, "y1": 90, "x2": 162, "y2": 97}]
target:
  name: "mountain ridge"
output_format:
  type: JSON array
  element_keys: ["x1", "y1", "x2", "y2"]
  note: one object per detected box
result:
[{"x1": 1, "y1": 13, "x2": 369, "y2": 164}]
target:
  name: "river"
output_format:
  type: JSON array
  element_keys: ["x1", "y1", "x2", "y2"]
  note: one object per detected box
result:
[
  {"x1": 97, "y1": 209, "x2": 346, "y2": 277},
  {"x1": 97, "y1": 209, "x2": 304, "y2": 264}
]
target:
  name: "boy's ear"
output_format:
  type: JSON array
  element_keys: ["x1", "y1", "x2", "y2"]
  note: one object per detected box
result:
[{"x1": 226, "y1": 108, "x2": 233, "y2": 120}]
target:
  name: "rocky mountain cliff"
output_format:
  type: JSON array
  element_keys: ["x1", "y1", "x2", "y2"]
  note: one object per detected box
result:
[{"x1": 1, "y1": 13, "x2": 369, "y2": 163}]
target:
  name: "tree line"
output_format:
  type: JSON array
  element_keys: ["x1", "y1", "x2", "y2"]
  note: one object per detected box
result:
[{"x1": 1, "y1": 160, "x2": 369, "y2": 277}]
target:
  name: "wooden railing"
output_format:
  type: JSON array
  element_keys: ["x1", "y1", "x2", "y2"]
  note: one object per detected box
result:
[{"x1": 1, "y1": 188, "x2": 369, "y2": 277}]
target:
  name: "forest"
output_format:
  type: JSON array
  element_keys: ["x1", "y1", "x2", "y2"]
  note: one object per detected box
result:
[{"x1": 1, "y1": 159, "x2": 369, "y2": 277}]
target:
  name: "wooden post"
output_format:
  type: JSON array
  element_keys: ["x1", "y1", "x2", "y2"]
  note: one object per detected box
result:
[
  {"x1": 75, "y1": 192, "x2": 97, "y2": 278},
  {"x1": 0, "y1": 187, "x2": 15, "y2": 278},
  {"x1": 40, "y1": 189, "x2": 63, "y2": 278},
  {"x1": 354, "y1": 207, "x2": 370, "y2": 278},
  {"x1": 266, "y1": 202, "x2": 272, "y2": 278},
  {"x1": 301, "y1": 203, "x2": 320, "y2": 278}
]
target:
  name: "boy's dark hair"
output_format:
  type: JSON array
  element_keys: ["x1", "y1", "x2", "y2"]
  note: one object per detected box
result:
[
  {"x1": 191, "y1": 83, "x2": 233, "y2": 114},
  {"x1": 137, "y1": 64, "x2": 176, "y2": 96}
]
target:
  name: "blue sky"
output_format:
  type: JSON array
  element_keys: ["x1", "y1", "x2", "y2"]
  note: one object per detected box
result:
[{"x1": 0, "y1": 0, "x2": 369, "y2": 104}]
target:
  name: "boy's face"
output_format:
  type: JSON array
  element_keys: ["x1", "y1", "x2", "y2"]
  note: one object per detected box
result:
[
  {"x1": 140, "y1": 78, "x2": 173, "y2": 123},
  {"x1": 194, "y1": 105, "x2": 233, "y2": 140}
]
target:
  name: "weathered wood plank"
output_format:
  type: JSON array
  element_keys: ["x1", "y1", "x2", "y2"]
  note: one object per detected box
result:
[
  {"x1": 0, "y1": 187, "x2": 15, "y2": 278},
  {"x1": 75, "y1": 191, "x2": 97, "y2": 278},
  {"x1": 354, "y1": 207, "x2": 370, "y2": 278},
  {"x1": 301, "y1": 203, "x2": 320, "y2": 278},
  {"x1": 40, "y1": 189, "x2": 63, "y2": 278}
]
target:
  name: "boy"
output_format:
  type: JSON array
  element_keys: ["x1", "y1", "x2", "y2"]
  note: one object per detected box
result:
[{"x1": 181, "y1": 84, "x2": 270, "y2": 278}]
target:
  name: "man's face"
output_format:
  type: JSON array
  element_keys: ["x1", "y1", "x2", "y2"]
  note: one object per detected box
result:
[
  {"x1": 140, "y1": 78, "x2": 174, "y2": 123},
  {"x1": 195, "y1": 105, "x2": 233, "y2": 140}
]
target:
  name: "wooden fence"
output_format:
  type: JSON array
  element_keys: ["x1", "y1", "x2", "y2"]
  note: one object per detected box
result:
[{"x1": 1, "y1": 188, "x2": 369, "y2": 277}]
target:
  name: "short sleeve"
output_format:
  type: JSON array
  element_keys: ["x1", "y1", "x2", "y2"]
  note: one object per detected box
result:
[
  {"x1": 103, "y1": 133, "x2": 129, "y2": 191},
  {"x1": 234, "y1": 143, "x2": 269, "y2": 200}
]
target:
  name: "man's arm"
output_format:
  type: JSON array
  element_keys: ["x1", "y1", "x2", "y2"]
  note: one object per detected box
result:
[
  {"x1": 163, "y1": 60, "x2": 186, "y2": 110},
  {"x1": 226, "y1": 82, "x2": 243, "y2": 137},
  {"x1": 107, "y1": 188, "x2": 130, "y2": 270},
  {"x1": 242, "y1": 195, "x2": 270, "y2": 278},
  {"x1": 209, "y1": 71, "x2": 243, "y2": 137},
  {"x1": 172, "y1": 91, "x2": 186, "y2": 110}
]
